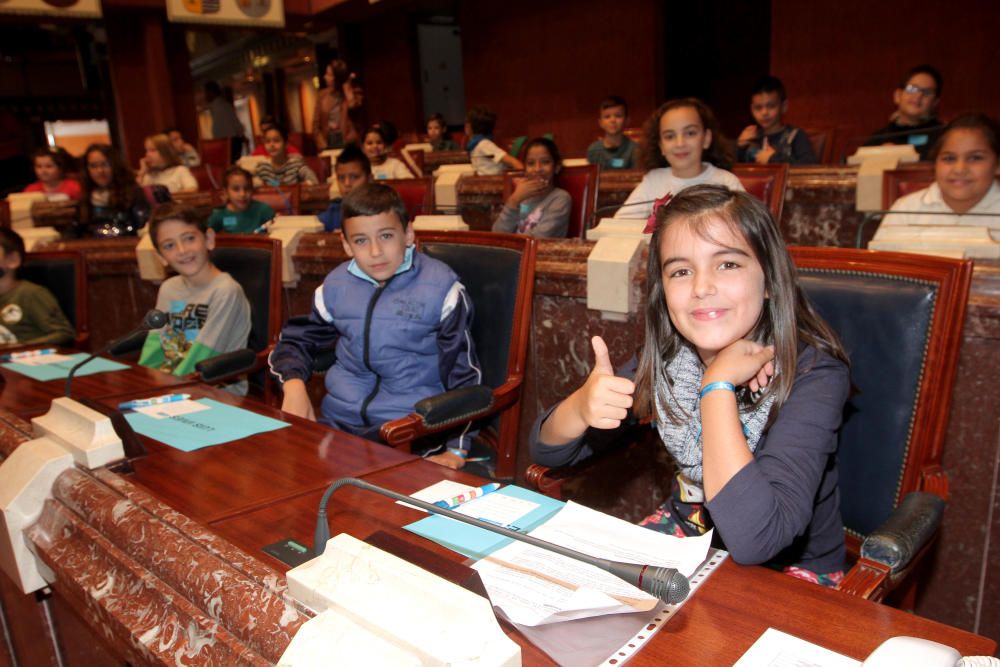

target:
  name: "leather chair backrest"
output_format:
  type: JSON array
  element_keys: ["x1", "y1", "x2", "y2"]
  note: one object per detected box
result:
[
  {"x1": 739, "y1": 175, "x2": 774, "y2": 210},
  {"x1": 210, "y1": 246, "x2": 275, "y2": 353},
  {"x1": 199, "y1": 139, "x2": 230, "y2": 168},
  {"x1": 799, "y1": 269, "x2": 936, "y2": 538},
  {"x1": 557, "y1": 164, "x2": 598, "y2": 238},
  {"x1": 419, "y1": 242, "x2": 522, "y2": 390},
  {"x1": 21, "y1": 255, "x2": 78, "y2": 328},
  {"x1": 384, "y1": 178, "x2": 434, "y2": 221}
]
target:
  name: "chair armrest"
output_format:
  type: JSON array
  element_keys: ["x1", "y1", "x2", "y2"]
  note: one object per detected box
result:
[
  {"x1": 380, "y1": 385, "x2": 494, "y2": 446},
  {"x1": 840, "y1": 491, "x2": 945, "y2": 602},
  {"x1": 311, "y1": 348, "x2": 337, "y2": 374},
  {"x1": 195, "y1": 348, "x2": 258, "y2": 383},
  {"x1": 414, "y1": 385, "x2": 494, "y2": 428},
  {"x1": 108, "y1": 330, "x2": 148, "y2": 357},
  {"x1": 860, "y1": 491, "x2": 945, "y2": 573}
]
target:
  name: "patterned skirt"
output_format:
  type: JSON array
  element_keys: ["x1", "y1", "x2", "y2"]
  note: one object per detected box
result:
[{"x1": 638, "y1": 474, "x2": 844, "y2": 589}]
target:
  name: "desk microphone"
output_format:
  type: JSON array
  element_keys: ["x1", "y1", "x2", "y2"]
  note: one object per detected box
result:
[
  {"x1": 589, "y1": 199, "x2": 661, "y2": 227},
  {"x1": 313, "y1": 477, "x2": 690, "y2": 605},
  {"x1": 64, "y1": 309, "x2": 167, "y2": 398}
]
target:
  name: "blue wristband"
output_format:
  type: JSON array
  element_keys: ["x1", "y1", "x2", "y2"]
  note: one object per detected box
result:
[
  {"x1": 447, "y1": 447, "x2": 468, "y2": 459},
  {"x1": 699, "y1": 381, "x2": 736, "y2": 399}
]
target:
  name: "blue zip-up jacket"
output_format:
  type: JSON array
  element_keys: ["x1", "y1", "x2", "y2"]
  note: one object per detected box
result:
[{"x1": 269, "y1": 250, "x2": 481, "y2": 440}]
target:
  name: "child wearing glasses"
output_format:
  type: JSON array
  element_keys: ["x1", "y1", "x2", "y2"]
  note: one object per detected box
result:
[{"x1": 865, "y1": 64, "x2": 943, "y2": 160}]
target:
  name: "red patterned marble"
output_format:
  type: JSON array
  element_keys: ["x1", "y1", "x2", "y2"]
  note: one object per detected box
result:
[
  {"x1": 30, "y1": 498, "x2": 271, "y2": 666},
  {"x1": 0, "y1": 408, "x2": 32, "y2": 459},
  {"x1": 33, "y1": 468, "x2": 307, "y2": 663}
]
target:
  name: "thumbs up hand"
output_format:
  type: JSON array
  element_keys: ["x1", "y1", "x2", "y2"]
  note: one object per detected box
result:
[
  {"x1": 538, "y1": 336, "x2": 636, "y2": 445},
  {"x1": 574, "y1": 336, "x2": 636, "y2": 430},
  {"x1": 755, "y1": 136, "x2": 776, "y2": 164}
]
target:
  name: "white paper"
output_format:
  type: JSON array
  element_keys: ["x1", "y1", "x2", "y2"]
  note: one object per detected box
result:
[
  {"x1": 453, "y1": 492, "x2": 538, "y2": 526},
  {"x1": 734, "y1": 628, "x2": 860, "y2": 667},
  {"x1": 134, "y1": 400, "x2": 211, "y2": 420},
  {"x1": 472, "y1": 501, "x2": 712, "y2": 626},
  {"x1": 14, "y1": 353, "x2": 72, "y2": 366}
]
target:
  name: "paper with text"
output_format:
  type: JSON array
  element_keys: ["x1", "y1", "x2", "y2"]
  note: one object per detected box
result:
[
  {"x1": 472, "y1": 500, "x2": 712, "y2": 626},
  {"x1": 134, "y1": 399, "x2": 211, "y2": 420},
  {"x1": 734, "y1": 628, "x2": 860, "y2": 667}
]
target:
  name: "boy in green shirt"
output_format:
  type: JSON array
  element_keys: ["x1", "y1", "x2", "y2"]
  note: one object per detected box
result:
[
  {"x1": 0, "y1": 228, "x2": 74, "y2": 347},
  {"x1": 207, "y1": 166, "x2": 276, "y2": 234},
  {"x1": 140, "y1": 203, "x2": 251, "y2": 377}
]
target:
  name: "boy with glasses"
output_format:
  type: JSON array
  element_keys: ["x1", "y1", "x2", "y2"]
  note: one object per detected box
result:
[{"x1": 865, "y1": 65, "x2": 943, "y2": 159}]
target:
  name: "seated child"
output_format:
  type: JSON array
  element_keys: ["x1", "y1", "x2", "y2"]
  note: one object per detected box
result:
[
  {"x1": 493, "y1": 137, "x2": 572, "y2": 237},
  {"x1": 24, "y1": 147, "x2": 82, "y2": 200},
  {"x1": 736, "y1": 76, "x2": 817, "y2": 165},
  {"x1": 865, "y1": 64, "x2": 943, "y2": 160},
  {"x1": 252, "y1": 117, "x2": 303, "y2": 157},
  {"x1": 208, "y1": 166, "x2": 275, "y2": 234},
  {"x1": 0, "y1": 228, "x2": 74, "y2": 347},
  {"x1": 427, "y1": 113, "x2": 459, "y2": 152},
  {"x1": 139, "y1": 203, "x2": 251, "y2": 379},
  {"x1": 165, "y1": 127, "x2": 201, "y2": 168},
  {"x1": 318, "y1": 144, "x2": 372, "y2": 232},
  {"x1": 465, "y1": 105, "x2": 524, "y2": 175},
  {"x1": 586, "y1": 96, "x2": 637, "y2": 169},
  {"x1": 137, "y1": 133, "x2": 198, "y2": 194},
  {"x1": 269, "y1": 183, "x2": 481, "y2": 469},
  {"x1": 255, "y1": 124, "x2": 318, "y2": 186},
  {"x1": 616, "y1": 98, "x2": 744, "y2": 219},
  {"x1": 876, "y1": 112, "x2": 1000, "y2": 241},
  {"x1": 362, "y1": 126, "x2": 413, "y2": 180},
  {"x1": 534, "y1": 184, "x2": 850, "y2": 585}
]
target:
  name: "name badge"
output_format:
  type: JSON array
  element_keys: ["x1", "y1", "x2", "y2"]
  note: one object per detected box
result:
[
  {"x1": 610, "y1": 158, "x2": 625, "y2": 168},
  {"x1": 223, "y1": 216, "x2": 238, "y2": 230},
  {"x1": 908, "y1": 134, "x2": 929, "y2": 147}
]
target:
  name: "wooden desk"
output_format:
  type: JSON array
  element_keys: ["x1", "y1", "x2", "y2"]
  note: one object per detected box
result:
[
  {"x1": 0, "y1": 353, "x2": 195, "y2": 417},
  {"x1": 5, "y1": 394, "x2": 995, "y2": 665},
  {"x1": 209, "y1": 460, "x2": 998, "y2": 664},
  {"x1": 91, "y1": 383, "x2": 415, "y2": 523}
]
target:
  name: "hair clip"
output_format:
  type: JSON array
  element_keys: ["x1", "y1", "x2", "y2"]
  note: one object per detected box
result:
[{"x1": 643, "y1": 193, "x2": 674, "y2": 233}]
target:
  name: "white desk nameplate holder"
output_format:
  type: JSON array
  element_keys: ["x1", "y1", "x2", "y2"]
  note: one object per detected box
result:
[
  {"x1": 280, "y1": 477, "x2": 690, "y2": 666},
  {"x1": 0, "y1": 311, "x2": 164, "y2": 594},
  {"x1": 585, "y1": 217, "x2": 649, "y2": 321}
]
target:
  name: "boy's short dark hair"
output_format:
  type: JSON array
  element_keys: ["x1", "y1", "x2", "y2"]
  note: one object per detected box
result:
[
  {"x1": 599, "y1": 96, "x2": 628, "y2": 116},
  {"x1": 0, "y1": 228, "x2": 26, "y2": 265},
  {"x1": 336, "y1": 144, "x2": 372, "y2": 174},
  {"x1": 222, "y1": 165, "x2": 254, "y2": 190},
  {"x1": 342, "y1": 183, "x2": 408, "y2": 229},
  {"x1": 465, "y1": 105, "x2": 497, "y2": 136},
  {"x1": 900, "y1": 64, "x2": 943, "y2": 97},
  {"x1": 427, "y1": 112, "x2": 446, "y2": 127},
  {"x1": 149, "y1": 203, "x2": 209, "y2": 250},
  {"x1": 750, "y1": 75, "x2": 787, "y2": 102}
]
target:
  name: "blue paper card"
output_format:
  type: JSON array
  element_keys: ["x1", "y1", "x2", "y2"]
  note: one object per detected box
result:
[
  {"x1": 405, "y1": 485, "x2": 564, "y2": 560},
  {"x1": 2, "y1": 353, "x2": 129, "y2": 382},
  {"x1": 124, "y1": 398, "x2": 290, "y2": 452}
]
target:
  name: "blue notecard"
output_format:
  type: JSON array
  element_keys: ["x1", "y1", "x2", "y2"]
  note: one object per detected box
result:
[
  {"x1": 124, "y1": 398, "x2": 290, "y2": 452},
  {"x1": 2, "y1": 353, "x2": 129, "y2": 382},
  {"x1": 405, "y1": 485, "x2": 565, "y2": 560}
]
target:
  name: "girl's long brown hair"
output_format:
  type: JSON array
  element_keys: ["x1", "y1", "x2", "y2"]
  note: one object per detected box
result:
[
  {"x1": 633, "y1": 184, "x2": 848, "y2": 423},
  {"x1": 79, "y1": 143, "x2": 144, "y2": 226},
  {"x1": 639, "y1": 98, "x2": 735, "y2": 173}
]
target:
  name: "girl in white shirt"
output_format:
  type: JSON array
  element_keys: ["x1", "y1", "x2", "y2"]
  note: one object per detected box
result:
[
  {"x1": 877, "y1": 113, "x2": 1000, "y2": 241},
  {"x1": 362, "y1": 126, "x2": 413, "y2": 180},
  {"x1": 137, "y1": 134, "x2": 197, "y2": 194},
  {"x1": 616, "y1": 98, "x2": 743, "y2": 220}
]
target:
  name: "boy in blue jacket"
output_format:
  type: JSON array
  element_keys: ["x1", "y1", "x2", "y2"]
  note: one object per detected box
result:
[{"x1": 269, "y1": 182, "x2": 481, "y2": 469}]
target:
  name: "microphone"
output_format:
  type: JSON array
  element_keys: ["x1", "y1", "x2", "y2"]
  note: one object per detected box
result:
[
  {"x1": 313, "y1": 477, "x2": 690, "y2": 605},
  {"x1": 64, "y1": 309, "x2": 167, "y2": 398},
  {"x1": 589, "y1": 199, "x2": 662, "y2": 227}
]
